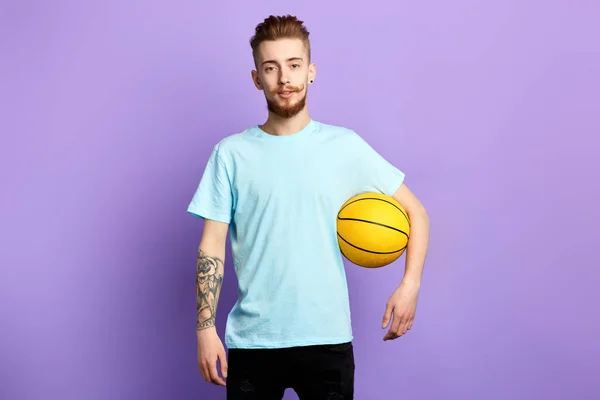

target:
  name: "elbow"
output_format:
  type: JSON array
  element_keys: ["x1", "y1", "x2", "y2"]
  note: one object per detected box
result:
[{"x1": 406, "y1": 202, "x2": 429, "y2": 226}]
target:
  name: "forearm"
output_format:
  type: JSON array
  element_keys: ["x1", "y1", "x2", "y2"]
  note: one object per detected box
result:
[
  {"x1": 196, "y1": 246, "x2": 225, "y2": 331},
  {"x1": 402, "y1": 207, "x2": 430, "y2": 286}
]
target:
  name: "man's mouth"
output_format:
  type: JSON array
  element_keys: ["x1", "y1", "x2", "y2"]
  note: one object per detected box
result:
[{"x1": 278, "y1": 90, "x2": 295, "y2": 98}]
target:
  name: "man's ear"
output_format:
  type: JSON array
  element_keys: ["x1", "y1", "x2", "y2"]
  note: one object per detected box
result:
[
  {"x1": 308, "y1": 62, "x2": 317, "y2": 84},
  {"x1": 251, "y1": 70, "x2": 262, "y2": 90}
]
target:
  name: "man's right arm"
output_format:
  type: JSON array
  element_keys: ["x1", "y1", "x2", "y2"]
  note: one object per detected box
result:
[{"x1": 196, "y1": 219, "x2": 229, "y2": 332}]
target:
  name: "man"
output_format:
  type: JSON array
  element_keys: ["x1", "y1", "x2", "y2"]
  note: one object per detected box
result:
[{"x1": 188, "y1": 14, "x2": 430, "y2": 399}]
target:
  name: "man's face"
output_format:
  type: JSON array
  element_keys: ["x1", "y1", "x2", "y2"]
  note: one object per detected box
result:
[{"x1": 252, "y1": 38, "x2": 316, "y2": 119}]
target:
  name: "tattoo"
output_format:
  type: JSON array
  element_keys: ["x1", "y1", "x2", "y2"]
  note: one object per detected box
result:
[{"x1": 196, "y1": 249, "x2": 224, "y2": 331}]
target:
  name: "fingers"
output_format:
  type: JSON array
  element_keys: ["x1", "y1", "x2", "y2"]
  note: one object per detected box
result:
[
  {"x1": 383, "y1": 313, "x2": 414, "y2": 341},
  {"x1": 199, "y1": 356, "x2": 227, "y2": 386},
  {"x1": 219, "y1": 349, "x2": 228, "y2": 379},
  {"x1": 389, "y1": 312, "x2": 403, "y2": 337},
  {"x1": 382, "y1": 303, "x2": 393, "y2": 328},
  {"x1": 199, "y1": 360, "x2": 209, "y2": 381},
  {"x1": 383, "y1": 312, "x2": 400, "y2": 340},
  {"x1": 208, "y1": 359, "x2": 227, "y2": 386}
]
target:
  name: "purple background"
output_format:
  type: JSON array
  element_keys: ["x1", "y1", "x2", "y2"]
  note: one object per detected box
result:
[{"x1": 2, "y1": 0, "x2": 599, "y2": 399}]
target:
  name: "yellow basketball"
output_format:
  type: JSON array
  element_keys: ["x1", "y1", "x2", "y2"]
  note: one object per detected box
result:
[{"x1": 336, "y1": 192, "x2": 410, "y2": 268}]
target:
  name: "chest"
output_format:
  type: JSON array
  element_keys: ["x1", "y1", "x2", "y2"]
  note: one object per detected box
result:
[{"x1": 230, "y1": 145, "x2": 351, "y2": 216}]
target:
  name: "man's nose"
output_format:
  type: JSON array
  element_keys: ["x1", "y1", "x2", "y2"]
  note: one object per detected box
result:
[{"x1": 279, "y1": 71, "x2": 291, "y2": 85}]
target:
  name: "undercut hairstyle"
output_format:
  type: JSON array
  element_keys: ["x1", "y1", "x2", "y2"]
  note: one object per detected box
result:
[{"x1": 249, "y1": 15, "x2": 311, "y2": 65}]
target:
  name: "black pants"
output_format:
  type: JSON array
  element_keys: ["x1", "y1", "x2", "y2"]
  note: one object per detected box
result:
[{"x1": 226, "y1": 341, "x2": 355, "y2": 399}]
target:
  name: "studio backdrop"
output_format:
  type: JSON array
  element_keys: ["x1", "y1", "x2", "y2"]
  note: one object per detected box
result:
[{"x1": 1, "y1": 0, "x2": 598, "y2": 399}]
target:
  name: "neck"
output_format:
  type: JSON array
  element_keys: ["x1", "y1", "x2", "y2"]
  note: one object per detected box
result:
[{"x1": 260, "y1": 109, "x2": 311, "y2": 136}]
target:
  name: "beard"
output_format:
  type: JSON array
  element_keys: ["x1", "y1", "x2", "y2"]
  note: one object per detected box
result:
[{"x1": 266, "y1": 84, "x2": 307, "y2": 119}]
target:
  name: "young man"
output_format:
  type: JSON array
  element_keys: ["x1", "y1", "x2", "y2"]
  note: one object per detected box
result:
[{"x1": 188, "y1": 15, "x2": 430, "y2": 399}]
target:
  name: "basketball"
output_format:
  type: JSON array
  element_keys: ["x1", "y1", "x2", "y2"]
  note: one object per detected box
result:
[{"x1": 336, "y1": 192, "x2": 410, "y2": 268}]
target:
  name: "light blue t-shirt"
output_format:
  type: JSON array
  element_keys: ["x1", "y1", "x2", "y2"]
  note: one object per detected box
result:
[{"x1": 187, "y1": 119, "x2": 405, "y2": 349}]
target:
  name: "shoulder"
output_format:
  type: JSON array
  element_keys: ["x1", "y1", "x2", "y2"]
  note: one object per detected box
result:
[
  {"x1": 313, "y1": 120, "x2": 362, "y2": 141},
  {"x1": 213, "y1": 132, "x2": 244, "y2": 153},
  {"x1": 208, "y1": 126, "x2": 257, "y2": 160},
  {"x1": 313, "y1": 120, "x2": 371, "y2": 149},
  {"x1": 314, "y1": 120, "x2": 353, "y2": 135}
]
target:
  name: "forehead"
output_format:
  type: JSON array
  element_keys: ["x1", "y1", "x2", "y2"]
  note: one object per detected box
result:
[{"x1": 256, "y1": 38, "x2": 308, "y2": 64}]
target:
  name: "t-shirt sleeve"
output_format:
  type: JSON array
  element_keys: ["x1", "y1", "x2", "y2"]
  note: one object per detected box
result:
[
  {"x1": 348, "y1": 131, "x2": 406, "y2": 196},
  {"x1": 187, "y1": 144, "x2": 233, "y2": 224}
]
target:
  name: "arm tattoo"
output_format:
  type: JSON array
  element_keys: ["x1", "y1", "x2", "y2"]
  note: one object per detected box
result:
[{"x1": 196, "y1": 249, "x2": 224, "y2": 331}]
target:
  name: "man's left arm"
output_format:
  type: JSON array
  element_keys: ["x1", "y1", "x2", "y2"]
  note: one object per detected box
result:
[{"x1": 381, "y1": 183, "x2": 430, "y2": 341}]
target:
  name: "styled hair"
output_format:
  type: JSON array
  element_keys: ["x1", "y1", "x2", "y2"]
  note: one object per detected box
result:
[{"x1": 250, "y1": 15, "x2": 311, "y2": 64}]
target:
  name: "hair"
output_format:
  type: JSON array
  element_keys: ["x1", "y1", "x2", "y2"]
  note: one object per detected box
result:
[{"x1": 250, "y1": 15, "x2": 311, "y2": 65}]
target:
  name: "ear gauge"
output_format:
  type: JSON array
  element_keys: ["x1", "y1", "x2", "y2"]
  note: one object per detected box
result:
[{"x1": 310, "y1": 79, "x2": 314, "y2": 83}]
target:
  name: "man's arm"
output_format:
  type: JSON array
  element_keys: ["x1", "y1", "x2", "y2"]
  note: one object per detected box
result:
[
  {"x1": 195, "y1": 218, "x2": 229, "y2": 386},
  {"x1": 381, "y1": 183, "x2": 430, "y2": 341},
  {"x1": 196, "y1": 219, "x2": 229, "y2": 332},
  {"x1": 393, "y1": 183, "x2": 430, "y2": 287}
]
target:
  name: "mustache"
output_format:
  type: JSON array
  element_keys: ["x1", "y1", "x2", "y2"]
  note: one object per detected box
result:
[{"x1": 272, "y1": 84, "x2": 304, "y2": 94}]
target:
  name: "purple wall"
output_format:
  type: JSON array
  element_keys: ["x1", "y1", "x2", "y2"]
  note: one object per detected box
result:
[{"x1": 2, "y1": 1, "x2": 599, "y2": 399}]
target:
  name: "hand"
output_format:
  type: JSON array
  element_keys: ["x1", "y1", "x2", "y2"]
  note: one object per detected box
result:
[
  {"x1": 381, "y1": 279, "x2": 420, "y2": 341},
  {"x1": 197, "y1": 327, "x2": 228, "y2": 386}
]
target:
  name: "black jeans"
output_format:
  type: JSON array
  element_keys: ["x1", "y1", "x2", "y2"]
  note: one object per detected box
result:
[{"x1": 226, "y1": 341, "x2": 355, "y2": 399}]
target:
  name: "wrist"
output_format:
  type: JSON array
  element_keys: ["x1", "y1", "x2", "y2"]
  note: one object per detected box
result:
[
  {"x1": 196, "y1": 325, "x2": 217, "y2": 337},
  {"x1": 400, "y1": 276, "x2": 421, "y2": 289}
]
